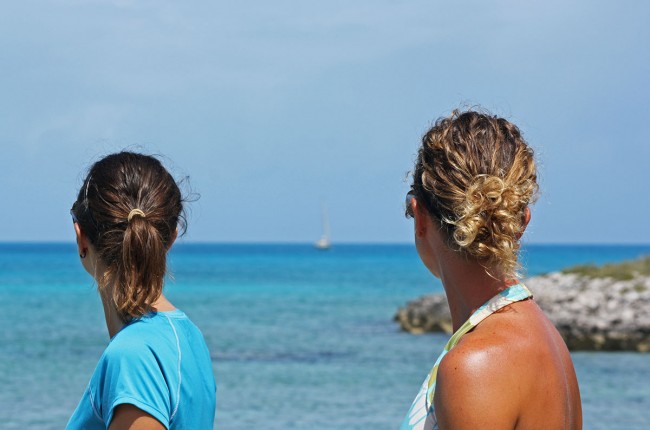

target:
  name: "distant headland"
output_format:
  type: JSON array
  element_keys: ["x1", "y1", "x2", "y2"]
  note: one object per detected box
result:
[{"x1": 395, "y1": 257, "x2": 650, "y2": 352}]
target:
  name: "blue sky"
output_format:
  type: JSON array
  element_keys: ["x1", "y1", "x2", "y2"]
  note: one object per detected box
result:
[{"x1": 1, "y1": 1, "x2": 648, "y2": 243}]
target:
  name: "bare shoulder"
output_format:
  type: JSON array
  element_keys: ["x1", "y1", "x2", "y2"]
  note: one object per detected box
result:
[
  {"x1": 435, "y1": 300, "x2": 582, "y2": 430},
  {"x1": 434, "y1": 330, "x2": 521, "y2": 429}
]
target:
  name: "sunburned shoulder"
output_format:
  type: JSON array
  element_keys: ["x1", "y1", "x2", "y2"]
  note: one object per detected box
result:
[{"x1": 433, "y1": 326, "x2": 536, "y2": 429}]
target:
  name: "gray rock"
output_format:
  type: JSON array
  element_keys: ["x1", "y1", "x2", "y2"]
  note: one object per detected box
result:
[
  {"x1": 395, "y1": 273, "x2": 650, "y2": 352},
  {"x1": 394, "y1": 294, "x2": 452, "y2": 334}
]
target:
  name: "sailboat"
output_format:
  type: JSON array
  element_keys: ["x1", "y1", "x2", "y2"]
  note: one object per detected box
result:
[{"x1": 314, "y1": 203, "x2": 331, "y2": 250}]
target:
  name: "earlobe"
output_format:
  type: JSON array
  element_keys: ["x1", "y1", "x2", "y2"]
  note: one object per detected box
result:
[{"x1": 74, "y1": 222, "x2": 89, "y2": 258}]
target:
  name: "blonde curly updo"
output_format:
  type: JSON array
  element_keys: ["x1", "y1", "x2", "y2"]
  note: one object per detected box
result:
[{"x1": 408, "y1": 109, "x2": 538, "y2": 279}]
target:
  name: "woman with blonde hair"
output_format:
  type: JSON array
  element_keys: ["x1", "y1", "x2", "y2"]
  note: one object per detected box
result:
[
  {"x1": 401, "y1": 110, "x2": 581, "y2": 429},
  {"x1": 67, "y1": 152, "x2": 216, "y2": 429}
]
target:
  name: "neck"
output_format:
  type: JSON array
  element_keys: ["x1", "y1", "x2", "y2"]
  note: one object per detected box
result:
[
  {"x1": 99, "y1": 291, "x2": 176, "y2": 339},
  {"x1": 441, "y1": 269, "x2": 517, "y2": 332},
  {"x1": 89, "y1": 261, "x2": 126, "y2": 338},
  {"x1": 89, "y1": 257, "x2": 176, "y2": 339},
  {"x1": 101, "y1": 296, "x2": 125, "y2": 338},
  {"x1": 429, "y1": 239, "x2": 517, "y2": 332}
]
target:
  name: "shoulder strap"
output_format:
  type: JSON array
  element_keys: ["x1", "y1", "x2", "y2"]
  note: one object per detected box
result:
[{"x1": 425, "y1": 284, "x2": 532, "y2": 406}]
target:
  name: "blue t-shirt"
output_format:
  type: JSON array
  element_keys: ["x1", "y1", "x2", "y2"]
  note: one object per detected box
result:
[{"x1": 67, "y1": 309, "x2": 216, "y2": 430}]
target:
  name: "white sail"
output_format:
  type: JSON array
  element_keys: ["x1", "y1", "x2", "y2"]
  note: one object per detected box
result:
[{"x1": 314, "y1": 203, "x2": 331, "y2": 250}]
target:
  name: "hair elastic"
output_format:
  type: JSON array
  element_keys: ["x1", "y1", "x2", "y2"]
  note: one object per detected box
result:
[{"x1": 127, "y1": 208, "x2": 146, "y2": 222}]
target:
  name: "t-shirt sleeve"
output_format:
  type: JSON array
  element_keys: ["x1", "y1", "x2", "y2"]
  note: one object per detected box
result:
[{"x1": 95, "y1": 341, "x2": 172, "y2": 429}]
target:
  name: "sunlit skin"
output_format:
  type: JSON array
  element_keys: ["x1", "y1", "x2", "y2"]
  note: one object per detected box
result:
[
  {"x1": 73, "y1": 222, "x2": 175, "y2": 430},
  {"x1": 410, "y1": 197, "x2": 582, "y2": 430}
]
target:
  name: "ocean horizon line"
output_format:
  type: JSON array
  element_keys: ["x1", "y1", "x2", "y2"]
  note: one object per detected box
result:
[{"x1": 1, "y1": 241, "x2": 649, "y2": 247}]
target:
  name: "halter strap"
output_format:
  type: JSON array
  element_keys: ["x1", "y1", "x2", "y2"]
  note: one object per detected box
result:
[{"x1": 425, "y1": 283, "x2": 533, "y2": 405}]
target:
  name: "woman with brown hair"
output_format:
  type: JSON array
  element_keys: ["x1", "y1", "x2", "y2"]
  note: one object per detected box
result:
[
  {"x1": 400, "y1": 110, "x2": 582, "y2": 430},
  {"x1": 67, "y1": 152, "x2": 216, "y2": 430}
]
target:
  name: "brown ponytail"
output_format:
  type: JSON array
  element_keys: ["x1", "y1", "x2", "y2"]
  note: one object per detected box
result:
[{"x1": 71, "y1": 152, "x2": 186, "y2": 322}]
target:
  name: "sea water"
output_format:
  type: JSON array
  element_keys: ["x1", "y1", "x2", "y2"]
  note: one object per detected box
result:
[{"x1": 0, "y1": 243, "x2": 649, "y2": 429}]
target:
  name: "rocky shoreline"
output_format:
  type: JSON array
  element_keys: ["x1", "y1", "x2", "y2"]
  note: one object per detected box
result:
[{"x1": 395, "y1": 261, "x2": 650, "y2": 352}]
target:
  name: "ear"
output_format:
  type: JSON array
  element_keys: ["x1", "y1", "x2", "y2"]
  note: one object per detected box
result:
[
  {"x1": 412, "y1": 198, "x2": 429, "y2": 238},
  {"x1": 74, "y1": 222, "x2": 90, "y2": 257}
]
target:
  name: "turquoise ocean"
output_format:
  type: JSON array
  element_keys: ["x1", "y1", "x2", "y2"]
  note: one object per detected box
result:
[{"x1": 1, "y1": 243, "x2": 649, "y2": 429}]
